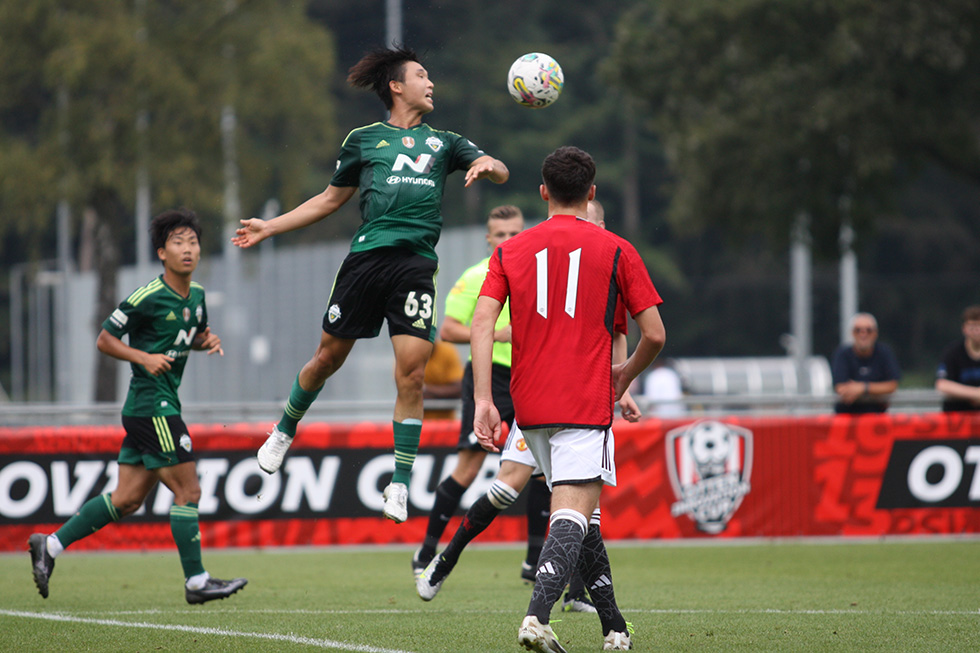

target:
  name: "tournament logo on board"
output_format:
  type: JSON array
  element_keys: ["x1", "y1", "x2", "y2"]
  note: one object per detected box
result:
[{"x1": 666, "y1": 420, "x2": 753, "y2": 534}]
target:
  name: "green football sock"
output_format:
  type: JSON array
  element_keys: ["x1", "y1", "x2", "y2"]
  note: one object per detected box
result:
[
  {"x1": 277, "y1": 374, "x2": 322, "y2": 437},
  {"x1": 392, "y1": 419, "x2": 421, "y2": 486},
  {"x1": 170, "y1": 503, "x2": 205, "y2": 579},
  {"x1": 55, "y1": 494, "x2": 121, "y2": 548}
]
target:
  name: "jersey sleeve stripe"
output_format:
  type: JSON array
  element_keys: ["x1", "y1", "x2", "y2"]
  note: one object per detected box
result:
[
  {"x1": 604, "y1": 249, "x2": 621, "y2": 335},
  {"x1": 126, "y1": 278, "x2": 163, "y2": 306}
]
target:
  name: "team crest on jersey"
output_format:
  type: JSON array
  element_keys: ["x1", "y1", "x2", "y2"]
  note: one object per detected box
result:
[
  {"x1": 402, "y1": 136, "x2": 415, "y2": 148},
  {"x1": 426, "y1": 136, "x2": 443, "y2": 152},
  {"x1": 182, "y1": 307, "x2": 191, "y2": 322},
  {"x1": 195, "y1": 305, "x2": 203, "y2": 322},
  {"x1": 328, "y1": 304, "x2": 342, "y2": 324},
  {"x1": 665, "y1": 420, "x2": 753, "y2": 534}
]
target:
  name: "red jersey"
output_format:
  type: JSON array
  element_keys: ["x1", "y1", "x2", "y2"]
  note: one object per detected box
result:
[{"x1": 480, "y1": 214, "x2": 662, "y2": 429}]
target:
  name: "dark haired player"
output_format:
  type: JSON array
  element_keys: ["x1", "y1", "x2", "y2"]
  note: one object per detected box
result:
[
  {"x1": 473, "y1": 147, "x2": 665, "y2": 651},
  {"x1": 232, "y1": 47, "x2": 508, "y2": 524},
  {"x1": 29, "y1": 209, "x2": 247, "y2": 604}
]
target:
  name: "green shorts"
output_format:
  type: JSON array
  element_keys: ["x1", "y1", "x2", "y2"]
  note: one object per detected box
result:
[{"x1": 119, "y1": 415, "x2": 195, "y2": 470}]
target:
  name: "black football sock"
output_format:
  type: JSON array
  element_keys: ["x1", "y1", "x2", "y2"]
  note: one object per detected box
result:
[
  {"x1": 524, "y1": 478, "x2": 551, "y2": 566},
  {"x1": 420, "y1": 475, "x2": 467, "y2": 560},
  {"x1": 526, "y1": 509, "x2": 587, "y2": 624},
  {"x1": 577, "y1": 521, "x2": 627, "y2": 635}
]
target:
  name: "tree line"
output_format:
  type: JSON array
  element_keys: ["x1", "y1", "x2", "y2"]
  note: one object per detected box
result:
[{"x1": 1, "y1": 0, "x2": 979, "y2": 395}]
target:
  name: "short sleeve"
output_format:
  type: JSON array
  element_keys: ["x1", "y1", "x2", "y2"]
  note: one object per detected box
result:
[{"x1": 329, "y1": 131, "x2": 363, "y2": 188}]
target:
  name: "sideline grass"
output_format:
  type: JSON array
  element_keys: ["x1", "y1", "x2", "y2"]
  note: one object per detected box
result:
[{"x1": 2, "y1": 539, "x2": 978, "y2": 652}]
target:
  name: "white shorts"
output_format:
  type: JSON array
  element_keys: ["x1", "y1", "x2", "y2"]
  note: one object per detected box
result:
[
  {"x1": 500, "y1": 423, "x2": 540, "y2": 473},
  {"x1": 522, "y1": 427, "x2": 617, "y2": 490}
]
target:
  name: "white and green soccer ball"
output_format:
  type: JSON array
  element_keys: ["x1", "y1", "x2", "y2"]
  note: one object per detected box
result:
[{"x1": 507, "y1": 52, "x2": 564, "y2": 108}]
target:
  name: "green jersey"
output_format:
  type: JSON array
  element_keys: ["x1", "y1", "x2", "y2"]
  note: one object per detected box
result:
[
  {"x1": 102, "y1": 275, "x2": 208, "y2": 417},
  {"x1": 444, "y1": 257, "x2": 512, "y2": 367},
  {"x1": 330, "y1": 121, "x2": 486, "y2": 260}
]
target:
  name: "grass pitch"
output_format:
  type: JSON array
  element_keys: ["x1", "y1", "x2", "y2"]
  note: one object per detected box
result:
[{"x1": 2, "y1": 539, "x2": 978, "y2": 652}]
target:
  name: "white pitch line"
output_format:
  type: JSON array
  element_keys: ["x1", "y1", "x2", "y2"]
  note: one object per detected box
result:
[
  {"x1": 0, "y1": 609, "x2": 418, "y2": 653},
  {"x1": 68, "y1": 607, "x2": 980, "y2": 618},
  {"x1": 630, "y1": 608, "x2": 980, "y2": 616}
]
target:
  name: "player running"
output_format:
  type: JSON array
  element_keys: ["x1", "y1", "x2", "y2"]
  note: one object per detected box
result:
[{"x1": 29, "y1": 209, "x2": 247, "y2": 604}]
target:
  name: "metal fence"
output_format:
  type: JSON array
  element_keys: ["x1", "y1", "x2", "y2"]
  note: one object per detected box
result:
[
  {"x1": 6, "y1": 224, "x2": 489, "y2": 407},
  {"x1": 0, "y1": 389, "x2": 948, "y2": 427}
]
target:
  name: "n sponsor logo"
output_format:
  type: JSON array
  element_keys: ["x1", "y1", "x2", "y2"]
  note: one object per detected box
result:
[
  {"x1": 173, "y1": 327, "x2": 198, "y2": 347},
  {"x1": 392, "y1": 153, "x2": 433, "y2": 174},
  {"x1": 666, "y1": 420, "x2": 752, "y2": 534}
]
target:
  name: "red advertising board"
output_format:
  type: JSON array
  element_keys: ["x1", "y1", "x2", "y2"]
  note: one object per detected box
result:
[{"x1": 2, "y1": 413, "x2": 979, "y2": 552}]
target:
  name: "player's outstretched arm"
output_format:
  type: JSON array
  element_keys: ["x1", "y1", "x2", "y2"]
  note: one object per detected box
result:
[
  {"x1": 232, "y1": 185, "x2": 357, "y2": 248},
  {"x1": 464, "y1": 155, "x2": 509, "y2": 187},
  {"x1": 96, "y1": 329, "x2": 173, "y2": 377}
]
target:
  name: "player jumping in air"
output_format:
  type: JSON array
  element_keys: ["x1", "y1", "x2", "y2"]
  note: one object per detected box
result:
[{"x1": 231, "y1": 46, "x2": 508, "y2": 523}]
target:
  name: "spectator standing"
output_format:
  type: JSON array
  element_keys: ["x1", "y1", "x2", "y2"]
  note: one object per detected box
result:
[
  {"x1": 936, "y1": 305, "x2": 980, "y2": 412},
  {"x1": 830, "y1": 313, "x2": 900, "y2": 414}
]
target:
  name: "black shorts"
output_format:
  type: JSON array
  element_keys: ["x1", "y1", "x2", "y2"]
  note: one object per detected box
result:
[
  {"x1": 458, "y1": 361, "x2": 515, "y2": 450},
  {"x1": 119, "y1": 415, "x2": 194, "y2": 470},
  {"x1": 322, "y1": 248, "x2": 438, "y2": 343}
]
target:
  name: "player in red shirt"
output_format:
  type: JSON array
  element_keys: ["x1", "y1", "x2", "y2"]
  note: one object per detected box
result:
[{"x1": 472, "y1": 146, "x2": 666, "y2": 652}]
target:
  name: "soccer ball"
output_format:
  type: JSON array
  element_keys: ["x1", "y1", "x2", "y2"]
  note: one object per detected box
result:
[{"x1": 507, "y1": 53, "x2": 564, "y2": 108}]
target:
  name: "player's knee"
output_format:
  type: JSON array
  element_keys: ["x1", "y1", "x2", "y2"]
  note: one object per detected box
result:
[
  {"x1": 111, "y1": 495, "x2": 144, "y2": 517},
  {"x1": 395, "y1": 364, "x2": 426, "y2": 393},
  {"x1": 311, "y1": 347, "x2": 344, "y2": 378},
  {"x1": 452, "y1": 452, "x2": 486, "y2": 485},
  {"x1": 452, "y1": 465, "x2": 480, "y2": 486},
  {"x1": 173, "y1": 486, "x2": 202, "y2": 506}
]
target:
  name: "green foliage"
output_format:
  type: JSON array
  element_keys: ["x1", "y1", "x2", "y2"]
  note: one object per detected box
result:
[
  {"x1": 0, "y1": 0, "x2": 337, "y2": 256},
  {"x1": 1, "y1": 541, "x2": 979, "y2": 651},
  {"x1": 610, "y1": 0, "x2": 980, "y2": 256}
]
